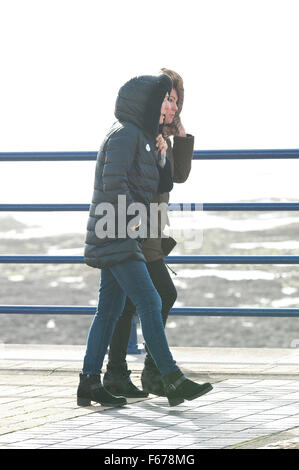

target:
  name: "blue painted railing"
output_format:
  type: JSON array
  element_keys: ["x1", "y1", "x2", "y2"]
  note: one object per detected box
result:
[
  {"x1": 1, "y1": 149, "x2": 299, "y2": 161},
  {"x1": 1, "y1": 149, "x2": 299, "y2": 352}
]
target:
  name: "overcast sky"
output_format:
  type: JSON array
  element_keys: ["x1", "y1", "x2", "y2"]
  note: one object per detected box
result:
[
  {"x1": 0, "y1": 0, "x2": 298, "y2": 210},
  {"x1": 1, "y1": 0, "x2": 299, "y2": 150}
]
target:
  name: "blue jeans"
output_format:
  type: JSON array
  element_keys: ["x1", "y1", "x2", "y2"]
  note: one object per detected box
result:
[{"x1": 82, "y1": 259, "x2": 179, "y2": 376}]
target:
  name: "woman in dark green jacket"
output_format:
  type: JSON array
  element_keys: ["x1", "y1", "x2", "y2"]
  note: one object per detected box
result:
[{"x1": 103, "y1": 69, "x2": 198, "y2": 398}]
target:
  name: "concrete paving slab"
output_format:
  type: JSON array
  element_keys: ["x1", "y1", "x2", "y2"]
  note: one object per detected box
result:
[{"x1": 1, "y1": 345, "x2": 299, "y2": 449}]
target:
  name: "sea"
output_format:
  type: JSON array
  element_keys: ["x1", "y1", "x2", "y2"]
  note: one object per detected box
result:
[{"x1": 1, "y1": 157, "x2": 299, "y2": 236}]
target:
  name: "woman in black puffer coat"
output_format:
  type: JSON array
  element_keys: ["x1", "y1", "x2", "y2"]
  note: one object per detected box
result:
[{"x1": 77, "y1": 74, "x2": 212, "y2": 408}]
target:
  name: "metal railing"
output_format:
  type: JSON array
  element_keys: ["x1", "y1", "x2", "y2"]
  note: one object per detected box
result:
[{"x1": 1, "y1": 149, "x2": 299, "y2": 351}]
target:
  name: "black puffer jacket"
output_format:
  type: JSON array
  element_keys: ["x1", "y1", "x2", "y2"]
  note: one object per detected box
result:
[{"x1": 84, "y1": 74, "x2": 172, "y2": 269}]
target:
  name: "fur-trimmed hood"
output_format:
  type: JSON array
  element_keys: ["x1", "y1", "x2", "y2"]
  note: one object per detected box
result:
[{"x1": 114, "y1": 74, "x2": 172, "y2": 139}]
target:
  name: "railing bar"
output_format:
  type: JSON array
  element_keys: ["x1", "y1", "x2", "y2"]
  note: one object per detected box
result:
[
  {"x1": 1, "y1": 203, "x2": 299, "y2": 212},
  {"x1": 1, "y1": 255, "x2": 299, "y2": 264},
  {"x1": 0, "y1": 305, "x2": 299, "y2": 317},
  {"x1": 1, "y1": 149, "x2": 299, "y2": 161}
]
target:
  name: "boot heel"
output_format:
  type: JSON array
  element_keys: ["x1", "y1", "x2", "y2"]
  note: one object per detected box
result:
[
  {"x1": 167, "y1": 396, "x2": 184, "y2": 407},
  {"x1": 77, "y1": 396, "x2": 91, "y2": 407}
]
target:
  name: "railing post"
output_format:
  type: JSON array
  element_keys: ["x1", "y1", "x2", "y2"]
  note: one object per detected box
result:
[{"x1": 127, "y1": 314, "x2": 145, "y2": 354}]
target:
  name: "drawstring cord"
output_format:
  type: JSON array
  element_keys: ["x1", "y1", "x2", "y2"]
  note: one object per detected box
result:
[{"x1": 166, "y1": 263, "x2": 177, "y2": 276}]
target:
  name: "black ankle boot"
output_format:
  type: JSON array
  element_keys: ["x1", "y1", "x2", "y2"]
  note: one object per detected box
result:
[
  {"x1": 162, "y1": 369, "x2": 213, "y2": 407},
  {"x1": 103, "y1": 364, "x2": 148, "y2": 398},
  {"x1": 77, "y1": 373, "x2": 127, "y2": 407},
  {"x1": 141, "y1": 355, "x2": 165, "y2": 397}
]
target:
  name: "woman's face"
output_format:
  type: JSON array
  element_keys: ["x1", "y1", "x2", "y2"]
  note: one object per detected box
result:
[
  {"x1": 159, "y1": 92, "x2": 170, "y2": 124},
  {"x1": 164, "y1": 88, "x2": 178, "y2": 124}
]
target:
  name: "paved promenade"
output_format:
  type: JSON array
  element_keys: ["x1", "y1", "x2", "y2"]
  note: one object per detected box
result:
[{"x1": 0, "y1": 344, "x2": 299, "y2": 449}]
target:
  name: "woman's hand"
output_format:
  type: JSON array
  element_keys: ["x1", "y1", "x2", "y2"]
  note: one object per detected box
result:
[{"x1": 156, "y1": 134, "x2": 168, "y2": 155}]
